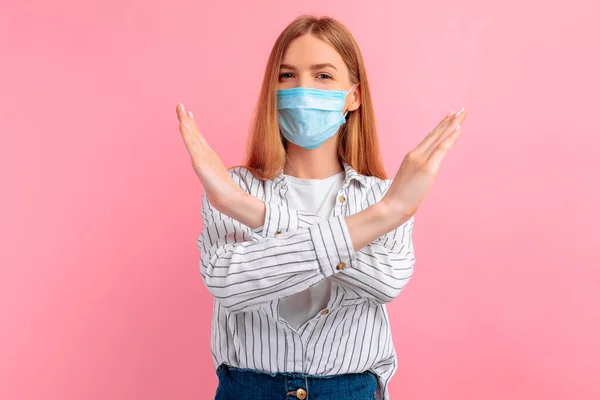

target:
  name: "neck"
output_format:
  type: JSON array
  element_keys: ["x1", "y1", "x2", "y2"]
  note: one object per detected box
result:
[{"x1": 283, "y1": 135, "x2": 343, "y2": 179}]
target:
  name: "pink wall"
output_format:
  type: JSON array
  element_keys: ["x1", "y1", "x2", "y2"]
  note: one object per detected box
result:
[{"x1": 1, "y1": 0, "x2": 599, "y2": 398}]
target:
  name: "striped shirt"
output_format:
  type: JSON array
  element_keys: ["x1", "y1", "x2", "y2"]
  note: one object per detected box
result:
[{"x1": 197, "y1": 163, "x2": 416, "y2": 400}]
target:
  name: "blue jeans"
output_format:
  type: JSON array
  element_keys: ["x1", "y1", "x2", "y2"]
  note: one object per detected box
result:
[{"x1": 215, "y1": 364, "x2": 377, "y2": 399}]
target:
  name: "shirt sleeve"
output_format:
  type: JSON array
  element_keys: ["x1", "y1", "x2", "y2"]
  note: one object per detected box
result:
[
  {"x1": 197, "y1": 186, "x2": 355, "y2": 315},
  {"x1": 331, "y1": 215, "x2": 415, "y2": 305},
  {"x1": 330, "y1": 179, "x2": 416, "y2": 304}
]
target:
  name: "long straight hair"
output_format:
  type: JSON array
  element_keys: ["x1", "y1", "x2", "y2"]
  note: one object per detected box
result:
[{"x1": 244, "y1": 15, "x2": 387, "y2": 180}]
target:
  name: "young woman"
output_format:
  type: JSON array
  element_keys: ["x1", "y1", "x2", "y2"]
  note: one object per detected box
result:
[{"x1": 176, "y1": 15, "x2": 466, "y2": 400}]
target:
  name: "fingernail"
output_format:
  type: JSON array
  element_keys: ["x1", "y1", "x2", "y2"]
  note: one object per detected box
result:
[
  {"x1": 447, "y1": 110, "x2": 455, "y2": 117},
  {"x1": 457, "y1": 107, "x2": 465, "y2": 115},
  {"x1": 454, "y1": 124, "x2": 461, "y2": 131},
  {"x1": 188, "y1": 111, "x2": 194, "y2": 119},
  {"x1": 180, "y1": 103, "x2": 186, "y2": 113}
]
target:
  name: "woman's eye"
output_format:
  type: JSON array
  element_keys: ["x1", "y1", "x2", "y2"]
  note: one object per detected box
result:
[
  {"x1": 317, "y1": 73, "x2": 332, "y2": 80},
  {"x1": 279, "y1": 72, "x2": 294, "y2": 79}
]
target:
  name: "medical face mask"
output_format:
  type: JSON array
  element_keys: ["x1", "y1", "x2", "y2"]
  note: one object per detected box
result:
[{"x1": 276, "y1": 85, "x2": 356, "y2": 150}]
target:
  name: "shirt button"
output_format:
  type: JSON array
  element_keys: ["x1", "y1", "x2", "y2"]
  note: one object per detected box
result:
[
  {"x1": 296, "y1": 389, "x2": 307, "y2": 399},
  {"x1": 336, "y1": 262, "x2": 346, "y2": 270},
  {"x1": 339, "y1": 195, "x2": 346, "y2": 203},
  {"x1": 320, "y1": 309, "x2": 329, "y2": 315}
]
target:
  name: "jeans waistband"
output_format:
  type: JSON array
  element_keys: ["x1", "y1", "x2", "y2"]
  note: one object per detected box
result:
[
  {"x1": 215, "y1": 364, "x2": 378, "y2": 400},
  {"x1": 218, "y1": 363, "x2": 376, "y2": 379}
]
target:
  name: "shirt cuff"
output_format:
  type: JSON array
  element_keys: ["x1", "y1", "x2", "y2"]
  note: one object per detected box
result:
[
  {"x1": 309, "y1": 215, "x2": 357, "y2": 277},
  {"x1": 251, "y1": 201, "x2": 301, "y2": 239}
]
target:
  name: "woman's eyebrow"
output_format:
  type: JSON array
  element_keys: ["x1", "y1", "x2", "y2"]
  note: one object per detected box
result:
[
  {"x1": 311, "y1": 63, "x2": 338, "y2": 71},
  {"x1": 279, "y1": 63, "x2": 338, "y2": 71}
]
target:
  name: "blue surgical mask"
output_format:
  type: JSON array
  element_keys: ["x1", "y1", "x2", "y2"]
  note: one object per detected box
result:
[{"x1": 277, "y1": 85, "x2": 356, "y2": 149}]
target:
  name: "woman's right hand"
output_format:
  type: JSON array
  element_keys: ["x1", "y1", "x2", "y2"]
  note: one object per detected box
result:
[
  {"x1": 381, "y1": 108, "x2": 467, "y2": 222},
  {"x1": 176, "y1": 103, "x2": 247, "y2": 215}
]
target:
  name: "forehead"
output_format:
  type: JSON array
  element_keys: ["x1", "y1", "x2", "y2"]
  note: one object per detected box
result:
[{"x1": 281, "y1": 34, "x2": 346, "y2": 68}]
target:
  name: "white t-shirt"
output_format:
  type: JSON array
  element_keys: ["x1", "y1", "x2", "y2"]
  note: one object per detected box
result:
[{"x1": 277, "y1": 170, "x2": 346, "y2": 330}]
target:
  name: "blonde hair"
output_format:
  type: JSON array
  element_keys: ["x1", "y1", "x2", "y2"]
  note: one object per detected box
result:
[{"x1": 244, "y1": 15, "x2": 387, "y2": 180}]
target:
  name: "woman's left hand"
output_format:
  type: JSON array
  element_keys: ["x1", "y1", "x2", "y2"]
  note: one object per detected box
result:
[
  {"x1": 175, "y1": 103, "x2": 245, "y2": 215},
  {"x1": 381, "y1": 108, "x2": 467, "y2": 223}
]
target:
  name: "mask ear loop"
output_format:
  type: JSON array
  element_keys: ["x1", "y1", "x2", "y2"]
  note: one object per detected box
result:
[{"x1": 343, "y1": 83, "x2": 358, "y2": 118}]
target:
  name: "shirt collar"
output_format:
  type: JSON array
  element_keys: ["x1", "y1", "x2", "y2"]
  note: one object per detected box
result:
[
  {"x1": 342, "y1": 162, "x2": 368, "y2": 188},
  {"x1": 275, "y1": 162, "x2": 368, "y2": 189}
]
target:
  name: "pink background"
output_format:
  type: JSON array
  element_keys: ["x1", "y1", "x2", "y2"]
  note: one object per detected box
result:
[{"x1": 2, "y1": 0, "x2": 599, "y2": 399}]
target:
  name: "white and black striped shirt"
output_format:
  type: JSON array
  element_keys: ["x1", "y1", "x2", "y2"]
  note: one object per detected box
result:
[{"x1": 197, "y1": 163, "x2": 415, "y2": 400}]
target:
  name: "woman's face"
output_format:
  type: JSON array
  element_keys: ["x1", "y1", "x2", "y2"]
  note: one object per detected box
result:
[{"x1": 278, "y1": 34, "x2": 359, "y2": 112}]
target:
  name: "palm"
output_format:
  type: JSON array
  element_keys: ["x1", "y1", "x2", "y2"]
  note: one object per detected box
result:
[
  {"x1": 175, "y1": 104, "x2": 242, "y2": 212},
  {"x1": 385, "y1": 109, "x2": 467, "y2": 218}
]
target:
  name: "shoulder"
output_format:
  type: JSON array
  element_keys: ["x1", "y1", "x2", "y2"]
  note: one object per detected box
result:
[
  {"x1": 359, "y1": 174, "x2": 393, "y2": 198},
  {"x1": 227, "y1": 166, "x2": 255, "y2": 183},
  {"x1": 227, "y1": 166, "x2": 270, "y2": 197}
]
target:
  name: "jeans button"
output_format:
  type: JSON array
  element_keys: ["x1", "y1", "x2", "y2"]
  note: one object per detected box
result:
[{"x1": 296, "y1": 388, "x2": 307, "y2": 399}]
